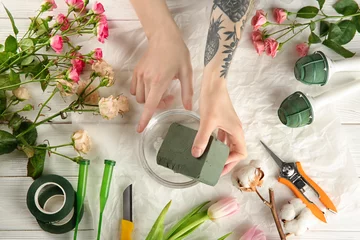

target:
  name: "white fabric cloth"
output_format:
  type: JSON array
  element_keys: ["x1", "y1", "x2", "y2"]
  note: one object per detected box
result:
[{"x1": 71, "y1": 0, "x2": 360, "y2": 239}]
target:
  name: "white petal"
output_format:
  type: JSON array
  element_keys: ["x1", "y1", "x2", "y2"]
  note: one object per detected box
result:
[
  {"x1": 280, "y1": 203, "x2": 296, "y2": 221},
  {"x1": 290, "y1": 198, "x2": 306, "y2": 215}
]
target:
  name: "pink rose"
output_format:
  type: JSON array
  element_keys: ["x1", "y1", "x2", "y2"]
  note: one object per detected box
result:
[
  {"x1": 41, "y1": 0, "x2": 57, "y2": 11},
  {"x1": 296, "y1": 43, "x2": 309, "y2": 57},
  {"x1": 251, "y1": 10, "x2": 267, "y2": 30},
  {"x1": 56, "y1": 13, "x2": 70, "y2": 31},
  {"x1": 251, "y1": 31, "x2": 265, "y2": 55},
  {"x1": 68, "y1": 68, "x2": 80, "y2": 83},
  {"x1": 65, "y1": 0, "x2": 84, "y2": 11},
  {"x1": 207, "y1": 197, "x2": 240, "y2": 221},
  {"x1": 239, "y1": 226, "x2": 266, "y2": 240},
  {"x1": 94, "y1": 48, "x2": 103, "y2": 60},
  {"x1": 251, "y1": 30, "x2": 262, "y2": 42},
  {"x1": 273, "y1": 8, "x2": 287, "y2": 24},
  {"x1": 264, "y1": 38, "x2": 279, "y2": 58},
  {"x1": 71, "y1": 52, "x2": 85, "y2": 74},
  {"x1": 92, "y1": 1, "x2": 105, "y2": 14},
  {"x1": 50, "y1": 35, "x2": 63, "y2": 53},
  {"x1": 97, "y1": 16, "x2": 109, "y2": 43}
]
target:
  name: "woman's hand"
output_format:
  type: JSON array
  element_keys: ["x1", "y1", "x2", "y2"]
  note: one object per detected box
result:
[
  {"x1": 192, "y1": 72, "x2": 247, "y2": 176},
  {"x1": 131, "y1": 25, "x2": 193, "y2": 133}
]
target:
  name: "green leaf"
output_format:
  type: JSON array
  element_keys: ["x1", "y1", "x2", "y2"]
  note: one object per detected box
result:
[
  {"x1": 333, "y1": 0, "x2": 359, "y2": 15},
  {"x1": 353, "y1": 15, "x2": 360, "y2": 33},
  {"x1": 0, "y1": 130, "x2": 17, "y2": 155},
  {"x1": 5, "y1": 35, "x2": 17, "y2": 53},
  {"x1": 323, "y1": 39, "x2": 355, "y2": 58},
  {"x1": 164, "y1": 201, "x2": 210, "y2": 239},
  {"x1": 27, "y1": 144, "x2": 47, "y2": 179},
  {"x1": 0, "y1": 44, "x2": 4, "y2": 52},
  {"x1": 145, "y1": 201, "x2": 171, "y2": 240},
  {"x1": 320, "y1": 21, "x2": 331, "y2": 37},
  {"x1": 169, "y1": 211, "x2": 208, "y2": 239},
  {"x1": 310, "y1": 21, "x2": 316, "y2": 31},
  {"x1": 3, "y1": 5, "x2": 19, "y2": 36},
  {"x1": 0, "y1": 90, "x2": 6, "y2": 114},
  {"x1": 218, "y1": 233, "x2": 232, "y2": 240},
  {"x1": 8, "y1": 113, "x2": 23, "y2": 131},
  {"x1": 328, "y1": 20, "x2": 357, "y2": 45},
  {"x1": 19, "y1": 38, "x2": 34, "y2": 54},
  {"x1": 317, "y1": 0, "x2": 325, "y2": 9},
  {"x1": 0, "y1": 52, "x2": 14, "y2": 65},
  {"x1": 176, "y1": 223, "x2": 202, "y2": 240},
  {"x1": 9, "y1": 69, "x2": 20, "y2": 89},
  {"x1": 309, "y1": 32, "x2": 322, "y2": 44},
  {"x1": 21, "y1": 56, "x2": 34, "y2": 66},
  {"x1": 13, "y1": 121, "x2": 38, "y2": 146},
  {"x1": 297, "y1": 6, "x2": 319, "y2": 19}
]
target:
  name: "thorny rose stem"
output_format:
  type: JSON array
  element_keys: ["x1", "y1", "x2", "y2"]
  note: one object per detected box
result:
[{"x1": 255, "y1": 188, "x2": 286, "y2": 240}]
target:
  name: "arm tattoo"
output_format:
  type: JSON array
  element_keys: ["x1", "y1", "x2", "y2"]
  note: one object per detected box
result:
[
  {"x1": 214, "y1": 0, "x2": 250, "y2": 22},
  {"x1": 204, "y1": 15, "x2": 224, "y2": 66},
  {"x1": 221, "y1": 26, "x2": 238, "y2": 78}
]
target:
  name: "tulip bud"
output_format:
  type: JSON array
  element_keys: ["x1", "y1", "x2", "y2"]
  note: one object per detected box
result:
[{"x1": 207, "y1": 197, "x2": 239, "y2": 221}]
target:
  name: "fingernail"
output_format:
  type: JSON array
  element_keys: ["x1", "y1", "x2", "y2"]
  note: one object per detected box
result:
[
  {"x1": 192, "y1": 147, "x2": 203, "y2": 158},
  {"x1": 137, "y1": 124, "x2": 141, "y2": 133}
]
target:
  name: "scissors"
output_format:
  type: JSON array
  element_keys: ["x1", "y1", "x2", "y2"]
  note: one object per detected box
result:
[{"x1": 260, "y1": 141, "x2": 337, "y2": 223}]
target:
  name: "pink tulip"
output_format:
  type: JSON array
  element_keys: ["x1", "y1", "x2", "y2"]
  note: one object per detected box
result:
[
  {"x1": 92, "y1": 1, "x2": 105, "y2": 14},
  {"x1": 251, "y1": 10, "x2": 267, "y2": 30},
  {"x1": 239, "y1": 226, "x2": 266, "y2": 240},
  {"x1": 264, "y1": 38, "x2": 279, "y2": 58},
  {"x1": 207, "y1": 197, "x2": 240, "y2": 221},
  {"x1": 65, "y1": 0, "x2": 84, "y2": 11},
  {"x1": 97, "y1": 15, "x2": 109, "y2": 43},
  {"x1": 273, "y1": 8, "x2": 287, "y2": 24},
  {"x1": 50, "y1": 35, "x2": 63, "y2": 53},
  {"x1": 71, "y1": 52, "x2": 85, "y2": 74},
  {"x1": 41, "y1": 0, "x2": 57, "y2": 11},
  {"x1": 296, "y1": 43, "x2": 309, "y2": 57},
  {"x1": 94, "y1": 48, "x2": 103, "y2": 60},
  {"x1": 56, "y1": 13, "x2": 70, "y2": 31},
  {"x1": 68, "y1": 68, "x2": 80, "y2": 83}
]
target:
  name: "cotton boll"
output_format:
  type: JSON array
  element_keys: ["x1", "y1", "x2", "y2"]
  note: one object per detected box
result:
[
  {"x1": 290, "y1": 198, "x2": 306, "y2": 215},
  {"x1": 233, "y1": 165, "x2": 256, "y2": 188},
  {"x1": 280, "y1": 203, "x2": 296, "y2": 221},
  {"x1": 298, "y1": 208, "x2": 318, "y2": 227},
  {"x1": 232, "y1": 161, "x2": 264, "y2": 192},
  {"x1": 284, "y1": 207, "x2": 319, "y2": 236}
]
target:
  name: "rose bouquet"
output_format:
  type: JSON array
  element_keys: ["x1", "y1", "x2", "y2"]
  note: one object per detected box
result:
[
  {"x1": 251, "y1": 0, "x2": 360, "y2": 58},
  {"x1": 0, "y1": 0, "x2": 129, "y2": 179}
]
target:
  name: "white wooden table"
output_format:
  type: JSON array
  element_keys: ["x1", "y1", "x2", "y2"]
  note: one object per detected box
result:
[{"x1": 0, "y1": 0, "x2": 359, "y2": 239}]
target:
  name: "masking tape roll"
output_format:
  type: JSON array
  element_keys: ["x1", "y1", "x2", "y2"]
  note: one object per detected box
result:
[
  {"x1": 36, "y1": 186, "x2": 84, "y2": 234},
  {"x1": 27, "y1": 175, "x2": 75, "y2": 223}
]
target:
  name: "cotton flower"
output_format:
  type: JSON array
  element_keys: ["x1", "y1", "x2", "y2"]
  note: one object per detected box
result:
[
  {"x1": 92, "y1": 1, "x2": 105, "y2": 14},
  {"x1": 117, "y1": 95, "x2": 130, "y2": 113},
  {"x1": 56, "y1": 13, "x2": 70, "y2": 31},
  {"x1": 41, "y1": 0, "x2": 57, "y2": 11},
  {"x1": 12, "y1": 87, "x2": 30, "y2": 100},
  {"x1": 92, "y1": 60, "x2": 115, "y2": 86},
  {"x1": 296, "y1": 43, "x2": 309, "y2": 57},
  {"x1": 72, "y1": 130, "x2": 91, "y2": 154},
  {"x1": 232, "y1": 160, "x2": 264, "y2": 192},
  {"x1": 207, "y1": 197, "x2": 240, "y2": 221},
  {"x1": 239, "y1": 226, "x2": 266, "y2": 240},
  {"x1": 68, "y1": 68, "x2": 80, "y2": 83},
  {"x1": 76, "y1": 81, "x2": 100, "y2": 105},
  {"x1": 56, "y1": 79, "x2": 77, "y2": 96},
  {"x1": 273, "y1": 8, "x2": 287, "y2": 24},
  {"x1": 98, "y1": 95, "x2": 120, "y2": 119},
  {"x1": 251, "y1": 10, "x2": 267, "y2": 30},
  {"x1": 65, "y1": 0, "x2": 84, "y2": 11},
  {"x1": 264, "y1": 38, "x2": 279, "y2": 58},
  {"x1": 96, "y1": 15, "x2": 109, "y2": 43},
  {"x1": 50, "y1": 35, "x2": 63, "y2": 53},
  {"x1": 94, "y1": 48, "x2": 103, "y2": 60}
]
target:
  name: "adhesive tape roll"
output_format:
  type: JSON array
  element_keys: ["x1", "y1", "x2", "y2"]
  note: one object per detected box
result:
[
  {"x1": 36, "y1": 186, "x2": 84, "y2": 234},
  {"x1": 27, "y1": 175, "x2": 75, "y2": 223}
]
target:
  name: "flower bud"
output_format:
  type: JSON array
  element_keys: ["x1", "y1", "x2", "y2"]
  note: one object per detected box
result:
[
  {"x1": 57, "y1": 79, "x2": 78, "y2": 96},
  {"x1": 207, "y1": 197, "x2": 240, "y2": 221},
  {"x1": 41, "y1": 0, "x2": 57, "y2": 12},
  {"x1": 12, "y1": 87, "x2": 31, "y2": 101},
  {"x1": 22, "y1": 104, "x2": 34, "y2": 111}
]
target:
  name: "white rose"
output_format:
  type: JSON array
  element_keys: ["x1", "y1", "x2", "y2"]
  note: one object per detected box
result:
[
  {"x1": 76, "y1": 80, "x2": 100, "y2": 105},
  {"x1": 117, "y1": 95, "x2": 129, "y2": 113},
  {"x1": 98, "y1": 95, "x2": 120, "y2": 120},
  {"x1": 92, "y1": 60, "x2": 115, "y2": 86},
  {"x1": 12, "y1": 87, "x2": 30, "y2": 100},
  {"x1": 232, "y1": 160, "x2": 264, "y2": 192},
  {"x1": 72, "y1": 130, "x2": 91, "y2": 154},
  {"x1": 57, "y1": 79, "x2": 77, "y2": 96}
]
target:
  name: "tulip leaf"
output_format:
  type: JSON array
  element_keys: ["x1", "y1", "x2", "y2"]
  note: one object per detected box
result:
[
  {"x1": 0, "y1": 130, "x2": 17, "y2": 155},
  {"x1": 27, "y1": 144, "x2": 47, "y2": 179},
  {"x1": 167, "y1": 211, "x2": 208, "y2": 240},
  {"x1": 297, "y1": 6, "x2": 319, "y2": 19},
  {"x1": 164, "y1": 201, "x2": 210, "y2": 239},
  {"x1": 323, "y1": 39, "x2": 355, "y2": 58},
  {"x1": 320, "y1": 21, "x2": 330, "y2": 37},
  {"x1": 333, "y1": 0, "x2": 359, "y2": 16},
  {"x1": 145, "y1": 201, "x2": 171, "y2": 240},
  {"x1": 309, "y1": 32, "x2": 322, "y2": 44},
  {"x1": 3, "y1": 5, "x2": 19, "y2": 36},
  {"x1": 175, "y1": 223, "x2": 203, "y2": 240},
  {"x1": 328, "y1": 20, "x2": 356, "y2": 45},
  {"x1": 5, "y1": 35, "x2": 17, "y2": 53},
  {"x1": 13, "y1": 121, "x2": 38, "y2": 146},
  {"x1": 0, "y1": 90, "x2": 6, "y2": 114},
  {"x1": 317, "y1": 0, "x2": 325, "y2": 9},
  {"x1": 218, "y1": 232, "x2": 232, "y2": 240}
]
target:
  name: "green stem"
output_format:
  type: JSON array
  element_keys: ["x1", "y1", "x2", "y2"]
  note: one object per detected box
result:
[
  {"x1": 276, "y1": 28, "x2": 293, "y2": 40},
  {"x1": 0, "y1": 78, "x2": 47, "y2": 91},
  {"x1": 82, "y1": 85, "x2": 100, "y2": 100},
  {"x1": 66, "y1": 109, "x2": 98, "y2": 113},
  {"x1": 281, "y1": 25, "x2": 309, "y2": 45},
  {"x1": 20, "y1": 11, "x2": 42, "y2": 42},
  {"x1": 35, "y1": 143, "x2": 73, "y2": 150},
  {"x1": 50, "y1": 150, "x2": 77, "y2": 162},
  {"x1": 34, "y1": 89, "x2": 58, "y2": 123},
  {"x1": 167, "y1": 214, "x2": 209, "y2": 240}
]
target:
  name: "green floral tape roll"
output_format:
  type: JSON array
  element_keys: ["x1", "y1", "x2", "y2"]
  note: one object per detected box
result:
[
  {"x1": 278, "y1": 91, "x2": 314, "y2": 128},
  {"x1": 294, "y1": 51, "x2": 329, "y2": 86}
]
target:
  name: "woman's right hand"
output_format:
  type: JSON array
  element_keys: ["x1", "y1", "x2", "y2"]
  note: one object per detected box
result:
[{"x1": 131, "y1": 25, "x2": 193, "y2": 133}]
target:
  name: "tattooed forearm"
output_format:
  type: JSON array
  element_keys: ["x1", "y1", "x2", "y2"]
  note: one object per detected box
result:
[{"x1": 204, "y1": 0, "x2": 252, "y2": 78}]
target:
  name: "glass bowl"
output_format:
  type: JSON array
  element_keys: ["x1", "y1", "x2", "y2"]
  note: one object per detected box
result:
[{"x1": 138, "y1": 109, "x2": 200, "y2": 188}]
